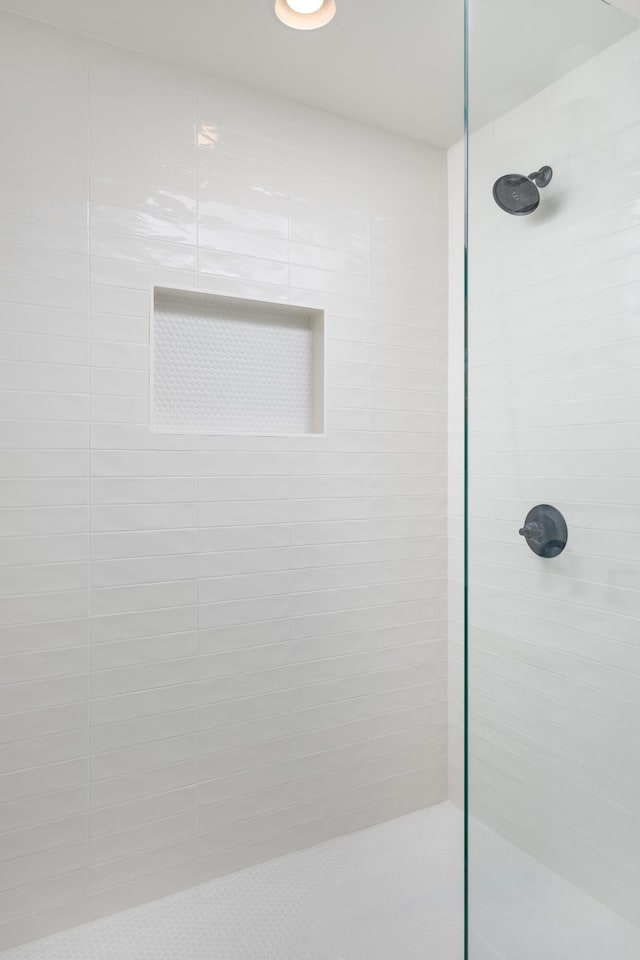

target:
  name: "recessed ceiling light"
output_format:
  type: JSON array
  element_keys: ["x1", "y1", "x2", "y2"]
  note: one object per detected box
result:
[
  {"x1": 287, "y1": 0, "x2": 324, "y2": 10},
  {"x1": 274, "y1": 0, "x2": 336, "y2": 30}
]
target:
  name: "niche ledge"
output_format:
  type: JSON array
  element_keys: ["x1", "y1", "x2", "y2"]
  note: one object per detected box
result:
[{"x1": 151, "y1": 286, "x2": 325, "y2": 436}]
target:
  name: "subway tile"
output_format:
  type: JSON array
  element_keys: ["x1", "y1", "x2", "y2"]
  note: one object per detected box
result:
[
  {"x1": 0, "y1": 477, "x2": 89, "y2": 507},
  {"x1": 0, "y1": 870, "x2": 87, "y2": 928},
  {"x1": 91, "y1": 555, "x2": 197, "y2": 588},
  {"x1": 89, "y1": 313, "x2": 149, "y2": 344},
  {"x1": 90, "y1": 340, "x2": 147, "y2": 371},
  {"x1": 0, "y1": 758, "x2": 87, "y2": 806},
  {"x1": 0, "y1": 674, "x2": 87, "y2": 718},
  {"x1": 89, "y1": 760, "x2": 199, "y2": 811},
  {"x1": 90, "y1": 684, "x2": 196, "y2": 727},
  {"x1": 90, "y1": 529, "x2": 197, "y2": 561},
  {"x1": 89, "y1": 811, "x2": 195, "y2": 866},
  {"x1": 89, "y1": 787, "x2": 195, "y2": 838},
  {"x1": 90, "y1": 284, "x2": 150, "y2": 319},
  {"x1": 0, "y1": 360, "x2": 89, "y2": 394},
  {"x1": 198, "y1": 248, "x2": 288, "y2": 286},
  {"x1": 199, "y1": 524, "x2": 289, "y2": 552},
  {"x1": 88, "y1": 836, "x2": 195, "y2": 894},
  {"x1": 90, "y1": 632, "x2": 197, "y2": 670},
  {"x1": 90, "y1": 367, "x2": 148, "y2": 397},
  {"x1": 198, "y1": 619, "x2": 289, "y2": 654},
  {"x1": 0, "y1": 814, "x2": 87, "y2": 865},
  {"x1": 0, "y1": 562, "x2": 87, "y2": 597},
  {"x1": 198, "y1": 689, "x2": 291, "y2": 733},
  {"x1": 198, "y1": 643, "x2": 290, "y2": 681},
  {"x1": 90, "y1": 394, "x2": 148, "y2": 423},
  {"x1": 197, "y1": 738, "x2": 290, "y2": 785},
  {"x1": 91, "y1": 581, "x2": 197, "y2": 616},
  {"x1": 0, "y1": 302, "x2": 86, "y2": 339},
  {"x1": 91, "y1": 451, "x2": 196, "y2": 478},
  {"x1": 90, "y1": 709, "x2": 197, "y2": 756},
  {"x1": 198, "y1": 548, "x2": 289, "y2": 579},
  {"x1": 0, "y1": 332, "x2": 87, "y2": 366},
  {"x1": 197, "y1": 224, "x2": 288, "y2": 262},
  {"x1": 90, "y1": 203, "x2": 197, "y2": 245},
  {"x1": 0, "y1": 421, "x2": 88, "y2": 450},
  {"x1": 198, "y1": 667, "x2": 291, "y2": 707},
  {"x1": 0, "y1": 618, "x2": 87, "y2": 657},
  {"x1": 0, "y1": 16, "x2": 452, "y2": 946},
  {"x1": 0, "y1": 185, "x2": 86, "y2": 230},
  {"x1": 198, "y1": 571, "x2": 290, "y2": 604},
  {"x1": 0, "y1": 730, "x2": 87, "y2": 777},
  {"x1": 0, "y1": 590, "x2": 88, "y2": 627},
  {"x1": 0, "y1": 274, "x2": 87, "y2": 312},
  {"x1": 0, "y1": 898, "x2": 88, "y2": 952},
  {"x1": 0, "y1": 704, "x2": 87, "y2": 747},
  {"x1": 198, "y1": 500, "x2": 289, "y2": 528},
  {"x1": 91, "y1": 658, "x2": 197, "y2": 699},
  {"x1": 90, "y1": 503, "x2": 196, "y2": 533},
  {"x1": 90, "y1": 734, "x2": 198, "y2": 782},
  {"x1": 90, "y1": 606, "x2": 197, "y2": 644},
  {"x1": 0, "y1": 648, "x2": 87, "y2": 685},
  {"x1": 197, "y1": 476, "x2": 289, "y2": 500},
  {"x1": 199, "y1": 595, "x2": 290, "y2": 629}
]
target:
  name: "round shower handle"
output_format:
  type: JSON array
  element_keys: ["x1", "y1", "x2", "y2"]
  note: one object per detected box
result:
[{"x1": 518, "y1": 504, "x2": 567, "y2": 558}]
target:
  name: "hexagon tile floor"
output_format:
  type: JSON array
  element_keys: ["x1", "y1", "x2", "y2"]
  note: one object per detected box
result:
[
  {"x1": 4, "y1": 802, "x2": 640, "y2": 960},
  {"x1": 0, "y1": 803, "x2": 463, "y2": 960}
]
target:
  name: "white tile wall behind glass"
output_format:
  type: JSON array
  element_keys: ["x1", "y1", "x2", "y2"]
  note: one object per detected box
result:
[
  {"x1": 455, "y1": 27, "x2": 640, "y2": 926},
  {"x1": 446, "y1": 139, "x2": 465, "y2": 808},
  {"x1": 0, "y1": 11, "x2": 448, "y2": 949}
]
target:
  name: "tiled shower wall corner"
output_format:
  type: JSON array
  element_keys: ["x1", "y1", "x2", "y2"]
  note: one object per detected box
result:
[
  {"x1": 0, "y1": 12, "x2": 449, "y2": 949},
  {"x1": 461, "y1": 28, "x2": 640, "y2": 924}
]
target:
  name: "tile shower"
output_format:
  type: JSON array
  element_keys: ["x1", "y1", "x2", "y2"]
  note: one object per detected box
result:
[
  {"x1": 0, "y1": 11, "x2": 448, "y2": 949},
  {"x1": 3, "y1": 1, "x2": 640, "y2": 957}
]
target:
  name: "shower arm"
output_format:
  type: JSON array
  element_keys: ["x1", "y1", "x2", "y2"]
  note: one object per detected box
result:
[{"x1": 527, "y1": 167, "x2": 553, "y2": 188}]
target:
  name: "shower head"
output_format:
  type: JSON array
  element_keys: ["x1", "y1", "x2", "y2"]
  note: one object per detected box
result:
[{"x1": 492, "y1": 166, "x2": 553, "y2": 215}]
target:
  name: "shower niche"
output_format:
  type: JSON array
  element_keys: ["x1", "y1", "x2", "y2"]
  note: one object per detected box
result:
[{"x1": 151, "y1": 286, "x2": 325, "y2": 436}]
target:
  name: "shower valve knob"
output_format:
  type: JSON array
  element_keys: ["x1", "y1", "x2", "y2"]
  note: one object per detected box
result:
[
  {"x1": 518, "y1": 521, "x2": 544, "y2": 542},
  {"x1": 518, "y1": 505, "x2": 567, "y2": 558}
]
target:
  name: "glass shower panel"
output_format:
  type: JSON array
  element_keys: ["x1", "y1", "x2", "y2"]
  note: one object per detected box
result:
[{"x1": 465, "y1": 0, "x2": 640, "y2": 957}]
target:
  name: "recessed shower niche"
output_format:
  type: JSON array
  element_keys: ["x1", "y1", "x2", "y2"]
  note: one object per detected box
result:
[{"x1": 151, "y1": 286, "x2": 325, "y2": 436}]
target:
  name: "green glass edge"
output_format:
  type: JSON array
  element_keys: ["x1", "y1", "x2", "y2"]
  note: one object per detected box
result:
[{"x1": 463, "y1": 0, "x2": 470, "y2": 955}]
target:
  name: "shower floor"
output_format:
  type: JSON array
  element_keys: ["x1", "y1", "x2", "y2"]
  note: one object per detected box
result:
[
  {"x1": 3, "y1": 802, "x2": 640, "y2": 960},
  {"x1": 2, "y1": 803, "x2": 463, "y2": 960},
  {"x1": 470, "y1": 818, "x2": 640, "y2": 960}
]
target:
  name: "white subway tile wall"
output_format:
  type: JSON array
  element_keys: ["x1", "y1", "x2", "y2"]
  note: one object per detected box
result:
[
  {"x1": 461, "y1": 29, "x2": 640, "y2": 925},
  {"x1": 0, "y1": 12, "x2": 448, "y2": 949}
]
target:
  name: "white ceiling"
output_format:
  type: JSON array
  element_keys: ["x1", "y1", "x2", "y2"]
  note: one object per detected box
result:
[{"x1": 0, "y1": 0, "x2": 636, "y2": 146}]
